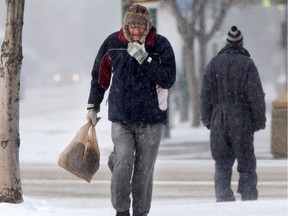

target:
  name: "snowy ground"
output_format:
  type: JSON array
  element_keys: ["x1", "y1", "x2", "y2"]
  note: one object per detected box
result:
[
  {"x1": 0, "y1": 196, "x2": 286, "y2": 216},
  {"x1": 0, "y1": 82, "x2": 287, "y2": 216}
]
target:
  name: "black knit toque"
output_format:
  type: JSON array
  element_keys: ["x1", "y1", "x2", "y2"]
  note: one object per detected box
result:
[{"x1": 226, "y1": 26, "x2": 243, "y2": 46}]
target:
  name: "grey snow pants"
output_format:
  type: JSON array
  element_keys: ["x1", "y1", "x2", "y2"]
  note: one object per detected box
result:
[{"x1": 108, "y1": 122, "x2": 164, "y2": 216}]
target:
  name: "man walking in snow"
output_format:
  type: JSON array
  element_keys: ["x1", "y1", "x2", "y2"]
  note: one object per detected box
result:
[
  {"x1": 200, "y1": 26, "x2": 266, "y2": 202},
  {"x1": 86, "y1": 4, "x2": 176, "y2": 216}
]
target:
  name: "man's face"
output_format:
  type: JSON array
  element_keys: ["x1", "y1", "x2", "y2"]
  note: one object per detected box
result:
[{"x1": 128, "y1": 25, "x2": 146, "y2": 42}]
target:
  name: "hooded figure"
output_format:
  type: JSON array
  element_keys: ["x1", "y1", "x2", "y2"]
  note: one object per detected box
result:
[
  {"x1": 86, "y1": 4, "x2": 176, "y2": 216},
  {"x1": 123, "y1": 4, "x2": 152, "y2": 44},
  {"x1": 201, "y1": 26, "x2": 266, "y2": 202}
]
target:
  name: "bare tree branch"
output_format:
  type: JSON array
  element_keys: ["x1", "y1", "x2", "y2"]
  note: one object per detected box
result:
[
  {"x1": 164, "y1": 0, "x2": 190, "y2": 40},
  {"x1": 206, "y1": 0, "x2": 234, "y2": 41}
]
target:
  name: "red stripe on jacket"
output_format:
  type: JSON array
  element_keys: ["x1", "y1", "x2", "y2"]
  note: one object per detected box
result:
[{"x1": 98, "y1": 53, "x2": 112, "y2": 90}]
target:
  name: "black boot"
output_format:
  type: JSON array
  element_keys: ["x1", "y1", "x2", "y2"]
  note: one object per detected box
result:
[{"x1": 116, "y1": 210, "x2": 130, "y2": 216}]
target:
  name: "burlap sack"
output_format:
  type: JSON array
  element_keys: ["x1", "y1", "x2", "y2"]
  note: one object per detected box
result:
[{"x1": 58, "y1": 121, "x2": 100, "y2": 182}]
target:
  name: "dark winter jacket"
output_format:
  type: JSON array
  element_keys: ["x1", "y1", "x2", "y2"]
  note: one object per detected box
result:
[
  {"x1": 88, "y1": 27, "x2": 176, "y2": 124},
  {"x1": 200, "y1": 44, "x2": 266, "y2": 132}
]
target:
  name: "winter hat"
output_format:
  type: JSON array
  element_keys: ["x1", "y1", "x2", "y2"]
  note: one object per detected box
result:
[
  {"x1": 123, "y1": 4, "x2": 152, "y2": 43},
  {"x1": 226, "y1": 26, "x2": 243, "y2": 46}
]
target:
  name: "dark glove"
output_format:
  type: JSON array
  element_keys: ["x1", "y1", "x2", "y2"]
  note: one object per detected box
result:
[{"x1": 253, "y1": 121, "x2": 265, "y2": 132}]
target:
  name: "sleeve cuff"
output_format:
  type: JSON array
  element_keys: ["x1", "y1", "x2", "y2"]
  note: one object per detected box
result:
[{"x1": 87, "y1": 104, "x2": 95, "y2": 110}]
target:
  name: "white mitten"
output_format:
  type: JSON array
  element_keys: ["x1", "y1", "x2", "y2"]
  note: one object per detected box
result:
[
  {"x1": 86, "y1": 109, "x2": 100, "y2": 126},
  {"x1": 127, "y1": 42, "x2": 148, "y2": 64}
]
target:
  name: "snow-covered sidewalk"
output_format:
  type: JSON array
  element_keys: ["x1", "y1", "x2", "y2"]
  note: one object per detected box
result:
[{"x1": 1, "y1": 196, "x2": 287, "y2": 216}]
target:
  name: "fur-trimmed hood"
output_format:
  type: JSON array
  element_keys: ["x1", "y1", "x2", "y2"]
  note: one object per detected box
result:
[{"x1": 123, "y1": 4, "x2": 152, "y2": 43}]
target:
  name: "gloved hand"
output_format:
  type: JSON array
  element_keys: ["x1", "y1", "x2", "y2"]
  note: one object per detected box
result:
[
  {"x1": 86, "y1": 109, "x2": 100, "y2": 126},
  {"x1": 127, "y1": 42, "x2": 148, "y2": 65}
]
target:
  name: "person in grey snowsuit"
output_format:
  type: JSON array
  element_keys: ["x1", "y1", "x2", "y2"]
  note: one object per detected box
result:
[
  {"x1": 200, "y1": 26, "x2": 266, "y2": 202},
  {"x1": 86, "y1": 4, "x2": 176, "y2": 216}
]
